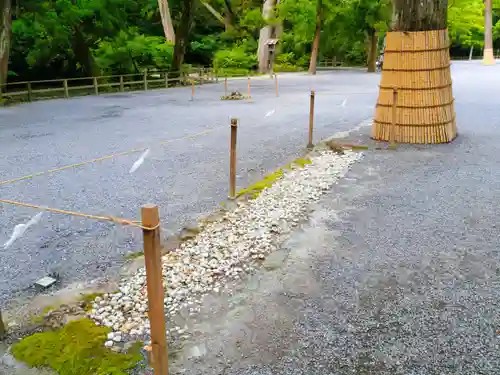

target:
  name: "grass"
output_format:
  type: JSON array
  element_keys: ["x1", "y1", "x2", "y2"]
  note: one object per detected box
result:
[
  {"x1": 11, "y1": 319, "x2": 143, "y2": 375},
  {"x1": 236, "y1": 158, "x2": 312, "y2": 199}
]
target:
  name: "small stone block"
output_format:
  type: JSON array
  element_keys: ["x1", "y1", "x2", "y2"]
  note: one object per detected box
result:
[{"x1": 35, "y1": 276, "x2": 57, "y2": 288}]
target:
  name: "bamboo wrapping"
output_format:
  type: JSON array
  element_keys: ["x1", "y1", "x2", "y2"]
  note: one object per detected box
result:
[{"x1": 373, "y1": 29, "x2": 457, "y2": 144}]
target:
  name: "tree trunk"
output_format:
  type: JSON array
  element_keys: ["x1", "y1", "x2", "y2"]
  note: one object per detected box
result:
[
  {"x1": 483, "y1": 0, "x2": 495, "y2": 64},
  {"x1": 392, "y1": 0, "x2": 448, "y2": 31},
  {"x1": 366, "y1": 30, "x2": 378, "y2": 72},
  {"x1": 0, "y1": 0, "x2": 11, "y2": 92},
  {"x1": 308, "y1": 0, "x2": 322, "y2": 75},
  {"x1": 171, "y1": 0, "x2": 194, "y2": 78},
  {"x1": 223, "y1": 0, "x2": 234, "y2": 31},
  {"x1": 257, "y1": 0, "x2": 276, "y2": 73},
  {"x1": 72, "y1": 26, "x2": 101, "y2": 77},
  {"x1": 158, "y1": 0, "x2": 175, "y2": 43}
]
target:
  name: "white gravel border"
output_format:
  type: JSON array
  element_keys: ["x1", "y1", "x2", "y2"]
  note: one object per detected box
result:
[{"x1": 88, "y1": 148, "x2": 363, "y2": 347}]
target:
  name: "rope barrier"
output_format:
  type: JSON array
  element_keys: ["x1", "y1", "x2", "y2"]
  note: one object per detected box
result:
[
  {"x1": 0, "y1": 199, "x2": 159, "y2": 231},
  {"x1": 0, "y1": 126, "x2": 225, "y2": 187}
]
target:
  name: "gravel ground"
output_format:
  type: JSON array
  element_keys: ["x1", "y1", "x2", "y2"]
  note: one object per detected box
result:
[
  {"x1": 168, "y1": 61, "x2": 500, "y2": 374},
  {"x1": 0, "y1": 71, "x2": 377, "y2": 306}
]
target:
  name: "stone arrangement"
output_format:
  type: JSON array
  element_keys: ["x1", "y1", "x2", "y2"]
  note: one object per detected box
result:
[{"x1": 88, "y1": 148, "x2": 362, "y2": 348}]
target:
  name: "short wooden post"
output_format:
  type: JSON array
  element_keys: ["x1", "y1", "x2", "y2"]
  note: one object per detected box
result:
[
  {"x1": 165, "y1": 72, "x2": 169, "y2": 88},
  {"x1": 191, "y1": 79, "x2": 195, "y2": 100},
  {"x1": 224, "y1": 76, "x2": 228, "y2": 96},
  {"x1": 247, "y1": 77, "x2": 251, "y2": 102},
  {"x1": 143, "y1": 71, "x2": 148, "y2": 90},
  {"x1": 275, "y1": 74, "x2": 279, "y2": 97},
  {"x1": 93, "y1": 77, "x2": 99, "y2": 95},
  {"x1": 119, "y1": 75, "x2": 124, "y2": 92},
  {"x1": 142, "y1": 204, "x2": 168, "y2": 375},
  {"x1": 390, "y1": 88, "x2": 398, "y2": 146},
  {"x1": 308, "y1": 90, "x2": 315, "y2": 148},
  {"x1": 63, "y1": 79, "x2": 69, "y2": 98},
  {"x1": 27, "y1": 82, "x2": 33, "y2": 102},
  {"x1": 0, "y1": 309, "x2": 5, "y2": 338},
  {"x1": 229, "y1": 118, "x2": 238, "y2": 199}
]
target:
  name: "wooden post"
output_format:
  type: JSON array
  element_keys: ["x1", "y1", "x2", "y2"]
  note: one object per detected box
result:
[
  {"x1": 390, "y1": 88, "x2": 398, "y2": 146},
  {"x1": 141, "y1": 204, "x2": 168, "y2": 375},
  {"x1": 224, "y1": 76, "x2": 228, "y2": 96},
  {"x1": 93, "y1": 77, "x2": 98, "y2": 95},
  {"x1": 199, "y1": 68, "x2": 203, "y2": 85},
  {"x1": 27, "y1": 82, "x2": 33, "y2": 102},
  {"x1": 308, "y1": 90, "x2": 315, "y2": 148},
  {"x1": 275, "y1": 74, "x2": 279, "y2": 97},
  {"x1": 0, "y1": 309, "x2": 5, "y2": 339},
  {"x1": 229, "y1": 118, "x2": 238, "y2": 199},
  {"x1": 119, "y1": 75, "x2": 124, "y2": 92},
  {"x1": 191, "y1": 79, "x2": 195, "y2": 100},
  {"x1": 247, "y1": 77, "x2": 251, "y2": 103},
  {"x1": 63, "y1": 80, "x2": 69, "y2": 98},
  {"x1": 165, "y1": 72, "x2": 169, "y2": 88},
  {"x1": 144, "y1": 71, "x2": 148, "y2": 91}
]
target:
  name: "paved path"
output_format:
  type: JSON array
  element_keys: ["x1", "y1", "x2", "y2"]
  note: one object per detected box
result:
[
  {"x1": 172, "y1": 61, "x2": 500, "y2": 374},
  {"x1": 0, "y1": 71, "x2": 378, "y2": 306}
]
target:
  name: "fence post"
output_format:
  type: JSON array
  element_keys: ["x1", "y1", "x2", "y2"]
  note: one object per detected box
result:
[
  {"x1": 191, "y1": 79, "x2": 195, "y2": 100},
  {"x1": 144, "y1": 71, "x2": 148, "y2": 91},
  {"x1": 247, "y1": 77, "x2": 251, "y2": 103},
  {"x1": 229, "y1": 118, "x2": 238, "y2": 199},
  {"x1": 199, "y1": 68, "x2": 203, "y2": 85},
  {"x1": 0, "y1": 309, "x2": 5, "y2": 339},
  {"x1": 119, "y1": 75, "x2": 124, "y2": 92},
  {"x1": 308, "y1": 90, "x2": 315, "y2": 148},
  {"x1": 275, "y1": 74, "x2": 279, "y2": 97},
  {"x1": 63, "y1": 79, "x2": 69, "y2": 98},
  {"x1": 390, "y1": 88, "x2": 398, "y2": 146},
  {"x1": 27, "y1": 82, "x2": 33, "y2": 102},
  {"x1": 93, "y1": 77, "x2": 99, "y2": 95},
  {"x1": 141, "y1": 204, "x2": 168, "y2": 375},
  {"x1": 224, "y1": 76, "x2": 228, "y2": 96},
  {"x1": 165, "y1": 72, "x2": 169, "y2": 89}
]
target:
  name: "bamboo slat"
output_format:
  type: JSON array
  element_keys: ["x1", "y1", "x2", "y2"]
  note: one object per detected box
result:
[{"x1": 373, "y1": 29, "x2": 457, "y2": 144}]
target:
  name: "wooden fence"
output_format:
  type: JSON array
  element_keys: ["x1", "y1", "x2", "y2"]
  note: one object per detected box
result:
[{"x1": 0, "y1": 67, "x2": 217, "y2": 104}]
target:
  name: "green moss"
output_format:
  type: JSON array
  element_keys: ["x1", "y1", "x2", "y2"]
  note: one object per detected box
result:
[
  {"x1": 292, "y1": 157, "x2": 312, "y2": 168},
  {"x1": 124, "y1": 251, "x2": 144, "y2": 260},
  {"x1": 11, "y1": 319, "x2": 142, "y2": 375}
]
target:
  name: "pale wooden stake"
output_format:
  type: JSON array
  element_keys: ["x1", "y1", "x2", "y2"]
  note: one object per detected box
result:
[
  {"x1": 224, "y1": 76, "x2": 228, "y2": 96},
  {"x1": 63, "y1": 79, "x2": 69, "y2": 98},
  {"x1": 142, "y1": 204, "x2": 168, "y2": 375},
  {"x1": 165, "y1": 72, "x2": 169, "y2": 88},
  {"x1": 275, "y1": 74, "x2": 279, "y2": 97},
  {"x1": 144, "y1": 71, "x2": 148, "y2": 91},
  {"x1": 93, "y1": 77, "x2": 99, "y2": 95},
  {"x1": 27, "y1": 82, "x2": 33, "y2": 102},
  {"x1": 308, "y1": 90, "x2": 315, "y2": 148},
  {"x1": 229, "y1": 118, "x2": 238, "y2": 198},
  {"x1": 390, "y1": 88, "x2": 398, "y2": 146},
  {"x1": 247, "y1": 77, "x2": 251, "y2": 102},
  {"x1": 191, "y1": 79, "x2": 195, "y2": 100},
  {"x1": 120, "y1": 76, "x2": 124, "y2": 92}
]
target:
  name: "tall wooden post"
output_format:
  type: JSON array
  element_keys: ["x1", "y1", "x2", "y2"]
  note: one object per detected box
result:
[
  {"x1": 484, "y1": 0, "x2": 495, "y2": 65},
  {"x1": 27, "y1": 82, "x2": 32, "y2": 102},
  {"x1": 247, "y1": 78, "x2": 251, "y2": 102},
  {"x1": 275, "y1": 74, "x2": 279, "y2": 97},
  {"x1": 144, "y1": 71, "x2": 148, "y2": 90},
  {"x1": 224, "y1": 76, "x2": 228, "y2": 96},
  {"x1": 119, "y1": 75, "x2": 124, "y2": 92},
  {"x1": 191, "y1": 79, "x2": 195, "y2": 100},
  {"x1": 142, "y1": 204, "x2": 168, "y2": 375},
  {"x1": 229, "y1": 118, "x2": 238, "y2": 198},
  {"x1": 308, "y1": 90, "x2": 315, "y2": 148}
]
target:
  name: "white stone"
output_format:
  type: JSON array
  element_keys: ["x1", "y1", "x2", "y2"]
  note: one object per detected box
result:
[{"x1": 104, "y1": 340, "x2": 114, "y2": 348}]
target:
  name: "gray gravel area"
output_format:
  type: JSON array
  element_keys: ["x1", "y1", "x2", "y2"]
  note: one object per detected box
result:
[
  {"x1": 170, "y1": 61, "x2": 500, "y2": 374},
  {"x1": 0, "y1": 71, "x2": 377, "y2": 307}
]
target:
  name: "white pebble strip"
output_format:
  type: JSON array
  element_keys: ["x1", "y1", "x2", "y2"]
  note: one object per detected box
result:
[{"x1": 88, "y1": 150, "x2": 362, "y2": 339}]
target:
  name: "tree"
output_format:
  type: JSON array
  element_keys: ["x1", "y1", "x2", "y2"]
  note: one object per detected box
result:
[
  {"x1": 171, "y1": 0, "x2": 195, "y2": 76},
  {"x1": 308, "y1": 0, "x2": 322, "y2": 74},
  {"x1": 158, "y1": 0, "x2": 175, "y2": 42},
  {"x1": 484, "y1": 0, "x2": 495, "y2": 64},
  {"x1": 0, "y1": 0, "x2": 11, "y2": 90}
]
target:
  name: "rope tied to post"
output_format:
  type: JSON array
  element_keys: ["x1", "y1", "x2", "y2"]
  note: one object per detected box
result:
[{"x1": 0, "y1": 199, "x2": 160, "y2": 231}]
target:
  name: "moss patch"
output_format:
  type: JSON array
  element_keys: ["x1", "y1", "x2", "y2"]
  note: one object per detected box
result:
[
  {"x1": 236, "y1": 158, "x2": 312, "y2": 199},
  {"x1": 11, "y1": 319, "x2": 142, "y2": 375},
  {"x1": 124, "y1": 251, "x2": 144, "y2": 260}
]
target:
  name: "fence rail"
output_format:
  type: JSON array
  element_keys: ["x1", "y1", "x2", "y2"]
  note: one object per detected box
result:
[{"x1": 0, "y1": 67, "x2": 217, "y2": 104}]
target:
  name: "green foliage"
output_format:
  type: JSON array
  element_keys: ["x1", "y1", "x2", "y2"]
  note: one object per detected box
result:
[
  {"x1": 11, "y1": 319, "x2": 142, "y2": 375},
  {"x1": 94, "y1": 29, "x2": 173, "y2": 73},
  {"x1": 213, "y1": 46, "x2": 257, "y2": 69}
]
